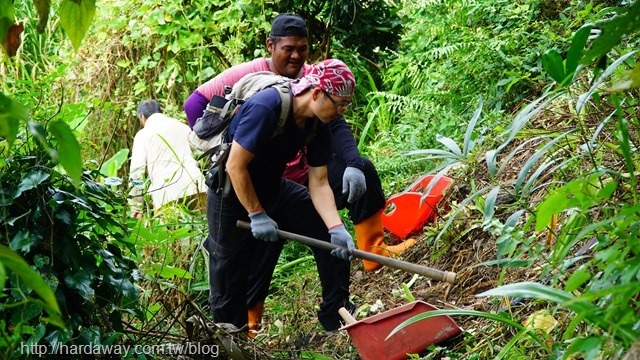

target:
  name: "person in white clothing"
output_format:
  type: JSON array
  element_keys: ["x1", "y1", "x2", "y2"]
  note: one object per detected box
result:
[{"x1": 129, "y1": 100, "x2": 206, "y2": 218}]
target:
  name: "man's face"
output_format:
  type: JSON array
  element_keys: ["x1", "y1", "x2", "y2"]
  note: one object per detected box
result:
[
  {"x1": 313, "y1": 88, "x2": 352, "y2": 123},
  {"x1": 267, "y1": 36, "x2": 309, "y2": 79}
]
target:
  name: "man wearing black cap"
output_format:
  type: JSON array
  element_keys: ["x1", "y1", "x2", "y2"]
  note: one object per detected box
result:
[{"x1": 184, "y1": 13, "x2": 416, "y2": 336}]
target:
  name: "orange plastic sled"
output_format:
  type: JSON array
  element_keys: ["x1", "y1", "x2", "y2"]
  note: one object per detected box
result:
[{"x1": 382, "y1": 174, "x2": 453, "y2": 239}]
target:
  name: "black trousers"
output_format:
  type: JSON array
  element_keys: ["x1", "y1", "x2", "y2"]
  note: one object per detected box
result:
[
  {"x1": 205, "y1": 178, "x2": 352, "y2": 331},
  {"x1": 327, "y1": 155, "x2": 387, "y2": 224}
]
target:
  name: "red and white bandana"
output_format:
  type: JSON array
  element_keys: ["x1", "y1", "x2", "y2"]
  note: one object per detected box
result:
[{"x1": 292, "y1": 59, "x2": 356, "y2": 97}]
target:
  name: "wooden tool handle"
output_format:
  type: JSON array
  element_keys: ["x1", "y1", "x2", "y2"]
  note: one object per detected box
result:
[
  {"x1": 237, "y1": 220, "x2": 457, "y2": 284},
  {"x1": 338, "y1": 307, "x2": 357, "y2": 325}
]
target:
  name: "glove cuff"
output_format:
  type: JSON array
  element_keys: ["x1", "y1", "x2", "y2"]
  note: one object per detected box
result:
[
  {"x1": 248, "y1": 208, "x2": 265, "y2": 217},
  {"x1": 328, "y1": 223, "x2": 345, "y2": 232}
]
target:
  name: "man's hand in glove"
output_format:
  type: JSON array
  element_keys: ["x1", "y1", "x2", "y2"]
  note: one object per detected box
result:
[
  {"x1": 342, "y1": 166, "x2": 366, "y2": 203},
  {"x1": 248, "y1": 209, "x2": 279, "y2": 242},
  {"x1": 328, "y1": 224, "x2": 355, "y2": 261}
]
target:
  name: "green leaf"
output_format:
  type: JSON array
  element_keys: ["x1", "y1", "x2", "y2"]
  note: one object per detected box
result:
[
  {"x1": 0, "y1": 245, "x2": 64, "y2": 328},
  {"x1": 150, "y1": 263, "x2": 192, "y2": 279},
  {"x1": 28, "y1": 120, "x2": 56, "y2": 160},
  {"x1": 0, "y1": 92, "x2": 29, "y2": 148},
  {"x1": 541, "y1": 49, "x2": 566, "y2": 84},
  {"x1": 577, "y1": 50, "x2": 637, "y2": 114},
  {"x1": 12, "y1": 302, "x2": 43, "y2": 323},
  {"x1": 59, "y1": 0, "x2": 96, "y2": 51},
  {"x1": 0, "y1": 0, "x2": 15, "y2": 41},
  {"x1": 0, "y1": 262, "x2": 6, "y2": 294},
  {"x1": 386, "y1": 308, "x2": 547, "y2": 350},
  {"x1": 100, "y1": 148, "x2": 130, "y2": 177},
  {"x1": 483, "y1": 186, "x2": 500, "y2": 227},
  {"x1": 300, "y1": 352, "x2": 335, "y2": 360},
  {"x1": 10, "y1": 230, "x2": 41, "y2": 253},
  {"x1": 64, "y1": 269, "x2": 95, "y2": 300},
  {"x1": 581, "y1": 1, "x2": 640, "y2": 65},
  {"x1": 49, "y1": 120, "x2": 82, "y2": 186},
  {"x1": 536, "y1": 182, "x2": 581, "y2": 232},
  {"x1": 15, "y1": 170, "x2": 50, "y2": 198},
  {"x1": 565, "y1": 25, "x2": 592, "y2": 81},
  {"x1": 565, "y1": 265, "x2": 591, "y2": 292},
  {"x1": 463, "y1": 99, "x2": 482, "y2": 156},
  {"x1": 566, "y1": 336, "x2": 602, "y2": 360},
  {"x1": 435, "y1": 134, "x2": 462, "y2": 157}
]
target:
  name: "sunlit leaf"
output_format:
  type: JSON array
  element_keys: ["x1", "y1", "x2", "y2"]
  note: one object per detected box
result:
[
  {"x1": 49, "y1": 120, "x2": 82, "y2": 186},
  {"x1": 514, "y1": 130, "x2": 574, "y2": 198},
  {"x1": 436, "y1": 134, "x2": 462, "y2": 157},
  {"x1": 150, "y1": 263, "x2": 192, "y2": 279},
  {"x1": 523, "y1": 310, "x2": 557, "y2": 334},
  {"x1": 100, "y1": 148, "x2": 130, "y2": 177},
  {"x1": 59, "y1": 0, "x2": 96, "y2": 51},
  {"x1": 486, "y1": 149, "x2": 498, "y2": 177}
]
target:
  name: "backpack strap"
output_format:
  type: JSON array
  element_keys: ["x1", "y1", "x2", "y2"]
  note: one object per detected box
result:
[{"x1": 274, "y1": 83, "x2": 292, "y2": 135}]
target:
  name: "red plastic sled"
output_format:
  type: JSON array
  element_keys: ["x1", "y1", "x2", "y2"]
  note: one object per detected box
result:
[
  {"x1": 382, "y1": 174, "x2": 453, "y2": 239},
  {"x1": 339, "y1": 301, "x2": 462, "y2": 360}
]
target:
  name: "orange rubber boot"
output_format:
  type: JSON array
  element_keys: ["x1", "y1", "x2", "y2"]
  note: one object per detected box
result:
[
  {"x1": 355, "y1": 210, "x2": 417, "y2": 271},
  {"x1": 247, "y1": 301, "x2": 264, "y2": 338}
]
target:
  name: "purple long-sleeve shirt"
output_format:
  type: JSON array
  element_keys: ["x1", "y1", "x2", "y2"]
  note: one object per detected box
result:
[{"x1": 184, "y1": 57, "x2": 364, "y2": 184}]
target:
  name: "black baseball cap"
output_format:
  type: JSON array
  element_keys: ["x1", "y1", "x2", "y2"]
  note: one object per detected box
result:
[{"x1": 269, "y1": 13, "x2": 308, "y2": 38}]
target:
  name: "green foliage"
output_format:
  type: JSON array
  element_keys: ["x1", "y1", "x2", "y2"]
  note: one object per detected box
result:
[
  {"x1": 0, "y1": 93, "x2": 28, "y2": 148},
  {"x1": 542, "y1": 25, "x2": 592, "y2": 85},
  {"x1": 581, "y1": 0, "x2": 640, "y2": 65},
  {"x1": 0, "y1": 245, "x2": 63, "y2": 328},
  {"x1": 389, "y1": 3, "x2": 640, "y2": 358},
  {"x1": 1, "y1": 127, "x2": 141, "y2": 354}
]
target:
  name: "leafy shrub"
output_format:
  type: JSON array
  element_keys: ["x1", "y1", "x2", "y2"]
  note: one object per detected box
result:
[{"x1": 0, "y1": 107, "x2": 141, "y2": 356}]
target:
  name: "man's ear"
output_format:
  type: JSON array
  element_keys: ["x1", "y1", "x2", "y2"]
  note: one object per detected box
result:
[
  {"x1": 312, "y1": 88, "x2": 322, "y2": 100},
  {"x1": 266, "y1": 38, "x2": 274, "y2": 53}
]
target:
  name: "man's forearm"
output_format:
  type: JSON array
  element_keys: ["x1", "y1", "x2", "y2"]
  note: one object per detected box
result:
[
  {"x1": 227, "y1": 167, "x2": 262, "y2": 214},
  {"x1": 308, "y1": 167, "x2": 342, "y2": 228},
  {"x1": 309, "y1": 184, "x2": 342, "y2": 228}
]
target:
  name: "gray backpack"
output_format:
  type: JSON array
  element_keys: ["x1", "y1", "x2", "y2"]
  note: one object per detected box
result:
[{"x1": 189, "y1": 71, "x2": 293, "y2": 161}]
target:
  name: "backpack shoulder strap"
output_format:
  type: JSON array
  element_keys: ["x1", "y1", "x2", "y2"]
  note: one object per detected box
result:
[{"x1": 274, "y1": 83, "x2": 292, "y2": 135}]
